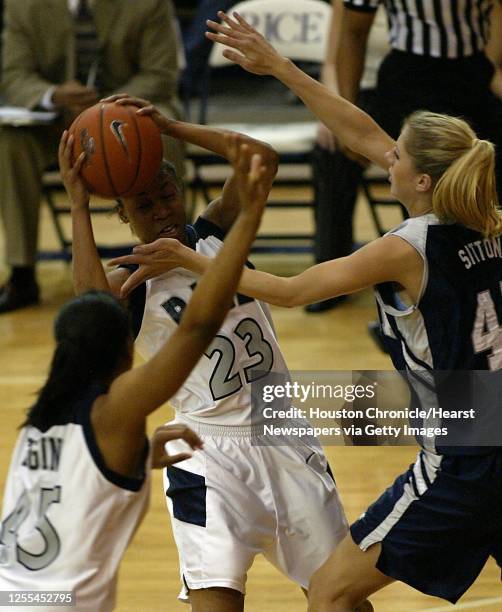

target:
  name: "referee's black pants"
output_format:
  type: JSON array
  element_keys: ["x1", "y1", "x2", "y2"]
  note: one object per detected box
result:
[{"x1": 312, "y1": 90, "x2": 373, "y2": 264}]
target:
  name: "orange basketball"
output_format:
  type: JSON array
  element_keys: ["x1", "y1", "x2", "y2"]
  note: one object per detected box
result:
[{"x1": 69, "y1": 102, "x2": 163, "y2": 198}]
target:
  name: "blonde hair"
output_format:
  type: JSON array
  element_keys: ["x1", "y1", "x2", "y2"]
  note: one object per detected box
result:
[{"x1": 403, "y1": 111, "x2": 501, "y2": 238}]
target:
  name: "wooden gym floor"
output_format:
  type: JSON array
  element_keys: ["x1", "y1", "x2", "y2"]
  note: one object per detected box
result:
[{"x1": 0, "y1": 185, "x2": 500, "y2": 611}]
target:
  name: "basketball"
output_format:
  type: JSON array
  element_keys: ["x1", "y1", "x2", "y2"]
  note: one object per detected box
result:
[{"x1": 68, "y1": 102, "x2": 163, "y2": 198}]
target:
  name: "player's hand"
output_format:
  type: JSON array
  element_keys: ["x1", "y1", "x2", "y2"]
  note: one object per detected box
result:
[
  {"x1": 225, "y1": 133, "x2": 268, "y2": 216},
  {"x1": 107, "y1": 238, "x2": 189, "y2": 297},
  {"x1": 151, "y1": 424, "x2": 203, "y2": 469},
  {"x1": 100, "y1": 94, "x2": 176, "y2": 134},
  {"x1": 206, "y1": 11, "x2": 288, "y2": 77},
  {"x1": 58, "y1": 130, "x2": 90, "y2": 209}
]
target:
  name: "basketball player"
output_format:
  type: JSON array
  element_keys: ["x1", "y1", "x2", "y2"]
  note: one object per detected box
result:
[
  {"x1": 0, "y1": 138, "x2": 270, "y2": 611},
  {"x1": 62, "y1": 99, "x2": 349, "y2": 612},
  {"x1": 111, "y1": 13, "x2": 502, "y2": 609}
]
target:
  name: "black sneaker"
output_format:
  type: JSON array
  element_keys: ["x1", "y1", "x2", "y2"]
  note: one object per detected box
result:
[
  {"x1": 304, "y1": 295, "x2": 348, "y2": 313},
  {"x1": 0, "y1": 281, "x2": 40, "y2": 313}
]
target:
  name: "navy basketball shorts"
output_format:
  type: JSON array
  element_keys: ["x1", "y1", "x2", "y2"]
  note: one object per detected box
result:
[
  {"x1": 351, "y1": 448, "x2": 502, "y2": 603},
  {"x1": 162, "y1": 416, "x2": 348, "y2": 602}
]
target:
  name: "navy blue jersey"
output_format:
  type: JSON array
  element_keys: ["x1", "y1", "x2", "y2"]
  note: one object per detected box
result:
[{"x1": 376, "y1": 214, "x2": 502, "y2": 454}]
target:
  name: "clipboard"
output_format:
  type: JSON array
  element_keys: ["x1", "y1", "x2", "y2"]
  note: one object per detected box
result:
[{"x1": 0, "y1": 106, "x2": 58, "y2": 126}]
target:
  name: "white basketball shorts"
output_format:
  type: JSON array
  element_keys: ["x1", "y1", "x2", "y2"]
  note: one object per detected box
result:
[{"x1": 162, "y1": 416, "x2": 348, "y2": 601}]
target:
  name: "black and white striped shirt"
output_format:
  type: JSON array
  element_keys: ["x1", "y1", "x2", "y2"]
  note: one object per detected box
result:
[{"x1": 344, "y1": 0, "x2": 496, "y2": 59}]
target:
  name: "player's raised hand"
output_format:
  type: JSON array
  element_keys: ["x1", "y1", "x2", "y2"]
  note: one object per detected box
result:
[
  {"x1": 100, "y1": 94, "x2": 176, "y2": 134},
  {"x1": 151, "y1": 424, "x2": 203, "y2": 469},
  {"x1": 107, "y1": 238, "x2": 192, "y2": 297},
  {"x1": 206, "y1": 11, "x2": 288, "y2": 77},
  {"x1": 58, "y1": 130, "x2": 90, "y2": 209},
  {"x1": 225, "y1": 133, "x2": 268, "y2": 215}
]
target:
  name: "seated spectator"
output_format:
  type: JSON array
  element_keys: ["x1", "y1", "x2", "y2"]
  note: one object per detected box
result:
[{"x1": 0, "y1": 0, "x2": 183, "y2": 313}]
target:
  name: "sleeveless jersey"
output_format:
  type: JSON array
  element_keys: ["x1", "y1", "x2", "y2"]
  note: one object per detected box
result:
[
  {"x1": 0, "y1": 387, "x2": 150, "y2": 611},
  {"x1": 134, "y1": 217, "x2": 290, "y2": 426},
  {"x1": 376, "y1": 213, "x2": 502, "y2": 454}
]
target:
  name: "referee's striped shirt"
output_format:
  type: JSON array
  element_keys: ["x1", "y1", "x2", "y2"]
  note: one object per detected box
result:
[{"x1": 344, "y1": 0, "x2": 496, "y2": 59}]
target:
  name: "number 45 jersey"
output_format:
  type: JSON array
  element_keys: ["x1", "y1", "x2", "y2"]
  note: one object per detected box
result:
[
  {"x1": 133, "y1": 218, "x2": 289, "y2": 426},
  {"x1": 0, "y1": 387, "x2": 150, "y2": 611}
]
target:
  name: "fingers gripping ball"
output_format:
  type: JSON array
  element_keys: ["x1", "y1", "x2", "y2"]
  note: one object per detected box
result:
[{"x1": 68, "y1": 102, "x2": 162, "y2": 198}]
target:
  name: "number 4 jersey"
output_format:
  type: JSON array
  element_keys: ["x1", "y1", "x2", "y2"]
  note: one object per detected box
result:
[
  {"x1": 376, "y1": 213, "x2": 502, "y2": 455},
  {"x1": 376, "y1": 213, "x2": 502, "y2": 372},
  {"x1": 132, "y1": 217, "x2": 290, "y2": 426}
]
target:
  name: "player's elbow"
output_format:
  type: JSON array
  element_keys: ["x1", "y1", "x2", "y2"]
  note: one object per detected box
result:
[
  {"x1": 281, "y1": 295, "x2": 302, "y2": 308},
  {"x1": 273, "y1": 280, "x2": 299, "y2": 308},
  {"x1": 281, "y1": 299, "x2": 297, "y2": 308}
]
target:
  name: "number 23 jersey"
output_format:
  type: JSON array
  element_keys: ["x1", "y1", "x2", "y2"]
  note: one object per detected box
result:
[{"x1": 133, "y1": 217, "x2": 290, "y2": 426}]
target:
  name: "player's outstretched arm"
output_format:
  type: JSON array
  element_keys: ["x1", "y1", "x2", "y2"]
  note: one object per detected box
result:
[
  {"x1": 223, "y1": 236, "x2": 424, "y2": 307},
  {"x1": 110, "y1": 235, "x2": 423, "y2": 314},
  {"x1": 206, "y1": 11, "x2": 394, "y2": 169},
  {"x1": 97, "y1": 135, "x2": 268, "y2": 430},
  {"x1": 107, "y1": 234, "x2": 422, "y2": 310},
  {"x1": 59, "y1": 131, "x2": 112, "y2": 295},
  {"x1": 60, "y1": 130, "x2": 134, "y2": 299}
]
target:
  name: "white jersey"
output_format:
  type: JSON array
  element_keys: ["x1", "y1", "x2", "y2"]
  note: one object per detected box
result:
[
  {"x1": 134, "y1": 217, "x2": 290, "y2": 426},
  {"x1": 0, "y1": 387, "x2": 150, "y2": 611}
]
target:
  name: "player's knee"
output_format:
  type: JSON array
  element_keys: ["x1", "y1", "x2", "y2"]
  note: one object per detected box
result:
[
  {"x1": 189, "y1": 586, "x2": 244, "y2": 612},
  {"x1": 308, "y1": 568, "x2": 361, "y2": 612},
  {"x1": 308, "y1": 567, "x2": 337, "y2": 609},
  {"x1": 309, "y1": 592, "x2": 362, "y2": 612}
]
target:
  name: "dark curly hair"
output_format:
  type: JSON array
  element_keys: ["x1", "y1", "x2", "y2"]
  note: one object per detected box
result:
[{"x1": 24, "y1": 291, "x2": 133, "y2": 431}]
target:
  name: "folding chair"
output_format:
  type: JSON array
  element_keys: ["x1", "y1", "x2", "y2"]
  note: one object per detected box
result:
[
  {"x1": 41, "y1": 166, "x2": 135, "y2": 261},
  {"x1": 186, "y1": 0, "x2": 332, "y2": 253},
  {"x1": 41, "y1": 168, "x2": 73, "y2": 261}
]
